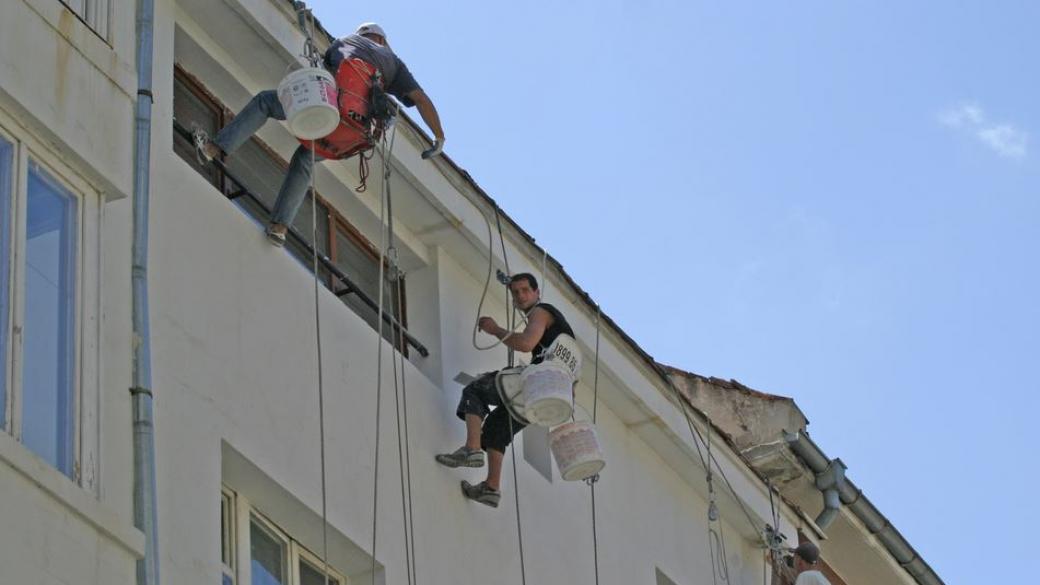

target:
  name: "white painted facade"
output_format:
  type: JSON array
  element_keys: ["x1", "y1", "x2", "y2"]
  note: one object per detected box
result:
[{"x1": 0, "y1": 2, "x2": 921, "y2": 585}]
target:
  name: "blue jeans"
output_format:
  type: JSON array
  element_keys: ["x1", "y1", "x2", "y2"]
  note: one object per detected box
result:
[{"x1": 213, "y1": 90, "x2": 324, "y2": 227}]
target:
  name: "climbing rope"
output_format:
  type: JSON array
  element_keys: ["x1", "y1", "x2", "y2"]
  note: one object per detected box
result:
[
  {"x1": 587, "y1": 307, "x2": 602, "y2": 585},
  {"x1": 378, "y1": 121, "x2": 421, "y2": 585},
  {"x1": 470, "y1": 206, "x2": 522, "y2": 351},
  {"x1": 293, "y1": 4, "x2": 331, "y2": 584},
  {"x1": 369, "y1": 129, "x2": 389, "y2": 584}
]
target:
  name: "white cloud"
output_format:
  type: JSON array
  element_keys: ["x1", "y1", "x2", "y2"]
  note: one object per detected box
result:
[
  {"x1": 977, "y1": 124, "x2": 1028, "y2": 159},
  {"x1": 937, "y1": 102, "x2": 1029, "y2": 160}
]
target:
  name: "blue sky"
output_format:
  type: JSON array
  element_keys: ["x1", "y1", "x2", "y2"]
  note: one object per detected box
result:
[{"x1": 304, "y1": 2, "x2": 1037, "y2": 582}]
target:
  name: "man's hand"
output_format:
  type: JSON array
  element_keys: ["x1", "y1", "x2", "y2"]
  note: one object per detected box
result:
[
  {"x1": 421, "y1": 137, "x2": 444, "y2": 159},
  {"x1": 477, "y1": 316, "x2": 500, "y2": 336}
]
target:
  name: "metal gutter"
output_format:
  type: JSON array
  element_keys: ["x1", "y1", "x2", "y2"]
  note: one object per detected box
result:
[{"x1": 784, "y1": 431, "x2": 943, "y2": 585}]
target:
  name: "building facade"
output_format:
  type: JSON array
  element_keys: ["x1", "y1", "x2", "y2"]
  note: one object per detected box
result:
[{"x1": 0, "y1": 2, "x2": 940, "y2": 585}]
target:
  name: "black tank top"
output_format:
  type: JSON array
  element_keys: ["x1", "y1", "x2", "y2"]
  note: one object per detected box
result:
[{"x1": 529, "y1": 303, "x2": 575, "y2": 364}]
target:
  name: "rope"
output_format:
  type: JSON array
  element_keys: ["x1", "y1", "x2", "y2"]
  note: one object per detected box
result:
[
  {"x1": 588, "y1": 307, "x2": 602, "y2": 585},
  {"x1": 308, "y1": 139, "x2": 332, "y2": 585},
  {"x1": 670, "y1": 379, "x2": 765, "y2": 545},
  {"x1": 378, "y1": 122, "x2": 420, "y2": 585},
  {"x1": 369, "y1": 132, "x2": 388, "y2": 584},
  {"x1": 471, "y1": 207, "x2": 521, "y2": 351},
  {"x1": 492, "y1": 204, "x2": 527, "y2": 585},
  {"x1": 297, "y1": 8, "x2": 331, "y2": 585},
  {"x1": 507, "y1": 414, "x2": 528, "y2": 585}
]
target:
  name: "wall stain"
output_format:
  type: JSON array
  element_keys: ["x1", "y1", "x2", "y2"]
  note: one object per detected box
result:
[{"x1": 55, "y1": 8, "x2": 74, "y2": 112}]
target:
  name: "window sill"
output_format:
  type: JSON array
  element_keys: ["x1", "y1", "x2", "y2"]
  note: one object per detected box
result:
[{"x1": 0, "y1": 432, "x2": 145, "y2": 559}]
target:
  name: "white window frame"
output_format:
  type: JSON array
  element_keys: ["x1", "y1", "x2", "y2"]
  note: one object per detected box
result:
[
  {"x1": 295, "y1": 543, "x2": 347, "y2": 585},
  {"x1": 60, "y1": 0, "x2": 111, "y2": 41},
  {"x1": 0, "y1": 111, "x2": 101, "y2": 491},
  {"x1": 221, "y1": 487, "x2": 238, "y2": 585},
  {"x1": 227, "y1": 488, "x2": 349, "y2": 585}
]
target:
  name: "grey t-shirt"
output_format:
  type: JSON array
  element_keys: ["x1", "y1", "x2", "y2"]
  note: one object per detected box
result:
[{"x1": 324, "y1": 34, "x2": 420, "y2": 106}]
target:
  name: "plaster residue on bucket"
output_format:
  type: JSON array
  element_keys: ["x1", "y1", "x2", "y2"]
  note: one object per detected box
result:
[{"x1": 550, "y1": 421, "x2": 605, "y2": 482}]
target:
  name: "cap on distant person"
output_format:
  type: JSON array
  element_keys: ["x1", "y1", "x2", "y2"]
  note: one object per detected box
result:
[
  {"x1": 793, "y1": 542, "x2": 820, "y2": 564},
  {"x1": 356, "y1": 23, "x2": 387, "y2": 40}
]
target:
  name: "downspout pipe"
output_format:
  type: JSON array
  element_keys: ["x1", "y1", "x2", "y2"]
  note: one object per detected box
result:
[
  {"x1": 783, "y1": 431, "x2": 943, "y2": 585},
  {"x1": 813, "y1": 458, "x2": 846, "y2": 530},
  {"x1": 131, "y1": 0, "x2": 159, "y2": 583}
]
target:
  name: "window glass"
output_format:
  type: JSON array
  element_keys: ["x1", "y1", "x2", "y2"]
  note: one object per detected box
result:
[
  {"x1": 332, "y1": 225, "x2": 403, "y2": 346},
  {"x1": 250, "y1": 517, "x2": 287, "y2": 585},
  {"x1": 0, "y1": 137, "x2": 12, "y2": 429},
  {"x1": 299, "y1": 558, "x2": 340, "y2": 585},
  {"x1": 22, "y1": 161, "x2": 77, "y2": 477}
]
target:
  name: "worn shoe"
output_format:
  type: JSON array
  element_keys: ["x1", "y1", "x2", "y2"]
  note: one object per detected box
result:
[
  {"x1": 435, "y1": 446, "x2": 485, "y2": 468},
  {"x1": 461, "y1": 480, "x2": 500, "y2": 508},
  {"x1": 191, "y1": 126, "x2": 217, "y2": 165},
  {"x1": 265, "y1": 224, "x2": 287, "y2": 247}
]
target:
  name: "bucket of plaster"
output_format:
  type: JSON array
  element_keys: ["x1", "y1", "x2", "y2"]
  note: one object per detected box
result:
[
  {"x1": 550, "y1": 409, "x2": 605, "y2": 481},
  {"x1": 277, "y1": 67, "x2": 339, "y2": 140},
  {"x1": 518, "y1": 334, "x2": 582, "y2": 427}
]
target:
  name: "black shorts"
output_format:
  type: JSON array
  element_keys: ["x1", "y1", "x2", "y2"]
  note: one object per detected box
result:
[{"x1": 455, "y1": 371, "x2": 526, "y2": 453}]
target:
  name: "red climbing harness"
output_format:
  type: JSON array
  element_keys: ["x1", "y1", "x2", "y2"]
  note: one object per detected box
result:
[{"x1": 299, "y1": 58, "x2": 385, "y2": 160}]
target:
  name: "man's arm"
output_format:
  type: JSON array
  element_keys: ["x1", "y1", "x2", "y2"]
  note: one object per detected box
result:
[
  {"x1": 407, "y1": 89, "x2": 445, "y2": 156},
  {"x1": 478, "y1": 307, "x2": 551, "y2": 354}
]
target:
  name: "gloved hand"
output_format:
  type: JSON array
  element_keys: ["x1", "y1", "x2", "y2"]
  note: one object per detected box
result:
[{"x1": 421, "y1": 138, "x2": 445, "y2": 159}]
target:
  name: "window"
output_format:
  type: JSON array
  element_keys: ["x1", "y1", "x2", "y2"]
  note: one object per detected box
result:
[
  {"x1": 172, "y1": 68, "x2": 406, "y2": 347},
  {"x1": 0, "y1": 137, "x2": 12, "y2": 430},
  {"x1": 250, "y1": 514, "x2": 289, "y2": 585},
  {"x1": 60, "y1": 0, "x2": 110, "y2": 40},
  {"x1": 221, "y1": 489, "x2": 237, "y2": 585},
  {"x1": 0, "y1": 120, "x2": 99, "y2": 485},
  {"x1": 22, "y1": 161, "x2": 78, "y2": 476},
  {"x1": 221, "y1": 487, "x2": 348, "y2": 585}
]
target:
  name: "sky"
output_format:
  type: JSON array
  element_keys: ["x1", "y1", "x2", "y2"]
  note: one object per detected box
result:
[{"x1": 303, "y1": 2, "x2": 1037, "y2": 583}]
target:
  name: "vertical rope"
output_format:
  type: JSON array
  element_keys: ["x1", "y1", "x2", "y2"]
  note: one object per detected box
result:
[
  {"x1": 394, "y1": 273, "x2": 419, "y2": 585},
  {"x1": 369, "y1": 139, "x2": 389, "y2": 584},
  {"x1": 508, "y1": 414, "x2": 527, "y2": 585},
  {"x1": 590, "y1": 306, "x2": 602, "y2": 585},
  {"x1": 307, "y1": 139, "x2": 331, "y2": 585},
  {"x1": 493, "y1": 207, "x2": 526, "y2": 585},
  {"x1": 380, "y1": 122, "x2": 417, "y2": 585}
]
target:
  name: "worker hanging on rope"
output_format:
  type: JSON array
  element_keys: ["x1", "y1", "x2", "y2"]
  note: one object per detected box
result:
[
  {"x1": 193, "y1": 22, "x2": 446, "y2": 246},
  {"x1": 783, "y1": 542, "x2": 832, "y2": 585},
  {"x1": 435, "y1": 273, "x2": 575, "y2": 507}
]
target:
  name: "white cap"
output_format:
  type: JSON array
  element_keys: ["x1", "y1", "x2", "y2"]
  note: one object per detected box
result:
[{"x1": 355, "y1": 22, "x2": 387, "y2": 40}]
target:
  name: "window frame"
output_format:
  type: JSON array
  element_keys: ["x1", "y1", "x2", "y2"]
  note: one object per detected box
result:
[
  {"x1": 59, "y1": 0, "x2": 111, "y2": 43},
  {"x1": 226, "y1": 488, "x2": 349, "y2": 585},
  {"x1": 221, "y1": 487, "x2": 238, "y2": 585},
  {"x1": 0, "y1": 112, "x2": 101, "y2": 490}
]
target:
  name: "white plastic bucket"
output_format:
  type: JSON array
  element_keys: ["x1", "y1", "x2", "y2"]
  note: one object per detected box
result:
[
  {"x1": 277, "y1": 67, "x2": 339, "y2": 140},
  {"x1": 494, "y1": 367, "x2": 529, "y2": 424},
  {"x1": 518, "y1": 361, "x2": 573, "y2": 427},
  {"x1": 550, "y1": 420, "x2": 605, "y2": 481}
]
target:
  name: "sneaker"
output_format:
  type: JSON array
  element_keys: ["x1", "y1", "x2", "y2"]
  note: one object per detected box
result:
[
  {"x1": 265, "y1": 224, "x2": 287, "y2": 247},
  {"x1": 461, "y1": 480, "x2": 500, "y2": 508},
  {"x1": 435, "y1": 446, "x2": 485, "y2": 468},
  {"x1": 191, "y1": 126, "x2": 216, "y2": 165}
]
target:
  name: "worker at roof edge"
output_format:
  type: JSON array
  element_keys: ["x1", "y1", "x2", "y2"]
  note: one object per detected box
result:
[
  {"x1": 790, "y1": 542, "x2": 832, "y2": 585},
  {"x1": 195, "y1": 22, "x2": 445, "y2": 246},
  {"x1": 435, "y1": 273, "x2": 576, "y2": 508}
]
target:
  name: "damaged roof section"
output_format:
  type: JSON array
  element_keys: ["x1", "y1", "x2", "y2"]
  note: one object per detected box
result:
[
  {"x1": 662, "y1": 364, "x2": 810, "y2": 489},
  {"x1": 661, "y1": 364, "x2": 942, "y2": 585}
]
